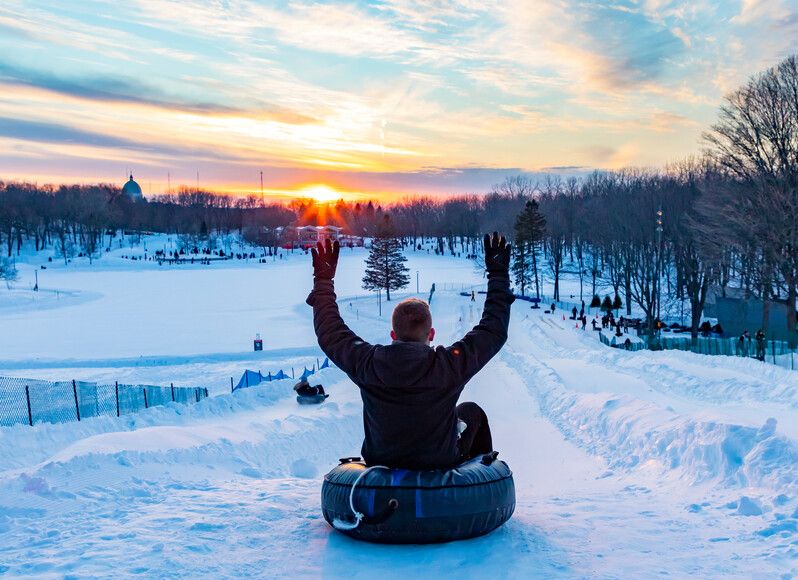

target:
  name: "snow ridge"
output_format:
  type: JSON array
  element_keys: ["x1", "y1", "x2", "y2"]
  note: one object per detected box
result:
[{"x1": 538, "y1": 386, "x2": 798, "y2": 494}]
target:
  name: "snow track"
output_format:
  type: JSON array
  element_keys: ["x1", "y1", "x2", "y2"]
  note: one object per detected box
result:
[{"x1": 504, "y1": 309, "x2": 798, "y2": 572}]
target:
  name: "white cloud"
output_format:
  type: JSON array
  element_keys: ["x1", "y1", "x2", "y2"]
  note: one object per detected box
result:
[{"x1": 733, "y1": 0, "x2": 792, "y2": 25}]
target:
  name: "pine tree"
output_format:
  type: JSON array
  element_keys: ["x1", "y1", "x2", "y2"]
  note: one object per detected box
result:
[
  {"x1": 0, "y1": 258, "x2": 17, "y2": 284},
  {"x1": 511, "y1": 221, "x2": 530, "y2": 296},
  {"x1": 601, "y1": 295, "x2": 613, "y2": 313},
  {"x1": 362, "y1": 215, "x2": 409, "y2": 300},
  {"x1": 590, "y1": 294, "x2": 601, "y2": 309},
  {"x1": 511, "y1": 200, "x2": 546, "y2": 298},
  {"x1": 612, "y1": 293, "x2": 623, "y2": 312}
]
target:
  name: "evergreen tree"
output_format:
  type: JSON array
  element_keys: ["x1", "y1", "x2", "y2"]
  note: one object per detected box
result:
[
  {"x1": 601, "y1": 295, "x2": 613, "y2": 313},
  {"x1": 362, "y1": 215, "x2": 409, "y2": 300},
  {"x1": 0, "y1": 257, "x2": 17, "y2": 284},
  {"x1": 612, "y1": 293, "x2": 623, "y2": 312},
  {"x1": 511, "y1": 200, "x2": 546, "y2": 298},
  {"x1": 590, "y1": 294, "x2": 601, "y2": 309}
]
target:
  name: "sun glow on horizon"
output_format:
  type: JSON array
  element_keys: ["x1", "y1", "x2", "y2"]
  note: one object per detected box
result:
[{"x1": 297, "y1": 184, "x2": 345, "y2": 203}]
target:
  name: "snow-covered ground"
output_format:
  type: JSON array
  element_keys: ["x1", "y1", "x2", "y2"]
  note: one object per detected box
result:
[{"x1": 1, "y1": 236, "x2": 797, "y2": 577}]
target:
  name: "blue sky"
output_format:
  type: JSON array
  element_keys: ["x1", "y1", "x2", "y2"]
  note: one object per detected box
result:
[{"x1": 0, "y1": 0, "x2": 796, "y2": 199}]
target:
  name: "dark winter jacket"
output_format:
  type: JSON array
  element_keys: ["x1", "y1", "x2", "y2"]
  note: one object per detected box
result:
[{"x1": 306, "y1": 273, "x2": 514, "y2": 469}]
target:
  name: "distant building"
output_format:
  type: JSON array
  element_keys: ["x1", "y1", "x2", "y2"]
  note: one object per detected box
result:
[
  {"x1": 277, "y1": 225, "x2": 362, "y2": 249},
  {"x1": 705, "y1": 285, "x2": 797, "y2": 341},
  {"x1": 285, "y1": 225, "x2": 342, "y2": 249},
  {"x1": 122, "y1": 174, "x2": 143, "y2": 200}
]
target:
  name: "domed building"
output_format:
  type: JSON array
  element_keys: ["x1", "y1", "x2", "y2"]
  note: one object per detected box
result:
[{"x1": 122, "y1": 174, "x2": 143, "y2": 200}]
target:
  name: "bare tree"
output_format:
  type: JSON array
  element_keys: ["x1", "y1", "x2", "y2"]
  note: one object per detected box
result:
[{"x1": 703, "y1": 54, "x2": 798, "y2": 344}]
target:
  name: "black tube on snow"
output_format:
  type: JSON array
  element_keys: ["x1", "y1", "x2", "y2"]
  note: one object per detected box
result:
[
  {"x1": 321, "y1": 454, "x2": 515, "y2": 544},
  {"x1": 296, "y1": 393, "x2": 328, "y2": 405}
]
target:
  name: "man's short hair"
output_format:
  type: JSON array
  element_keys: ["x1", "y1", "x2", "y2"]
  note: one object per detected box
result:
[{"x1": 392, "y1": 298, "x2": 432, "y2": 342}]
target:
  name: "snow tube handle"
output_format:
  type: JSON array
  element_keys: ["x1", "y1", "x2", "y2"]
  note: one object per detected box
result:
[
  {"x1": 362, "y1": 498, "x2": 400, "y2": 526},
  {"x1": 481, "y1": 451, "x2": 499, "y2": 465}
]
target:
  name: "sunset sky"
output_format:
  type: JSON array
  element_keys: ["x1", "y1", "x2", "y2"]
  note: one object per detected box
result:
[{"x1": 1, "y1": 0, "x2": 797, "y2": 200}]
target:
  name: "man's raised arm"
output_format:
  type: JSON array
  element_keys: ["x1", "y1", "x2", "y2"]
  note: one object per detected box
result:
[
  {"x1": 305, "y1": 239, "x2": 374, "y2": 377},
  {"x1": 445, "y1": 233, "x2": 515, "y2": 383}
]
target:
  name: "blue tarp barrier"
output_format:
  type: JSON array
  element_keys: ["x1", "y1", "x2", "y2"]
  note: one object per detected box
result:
[
  {"x1": 234, "y1": 359, "x2": 333, "y2": 392},
  {"x1": 235, "y1": 369, "x2": 264, "y2": 391}
]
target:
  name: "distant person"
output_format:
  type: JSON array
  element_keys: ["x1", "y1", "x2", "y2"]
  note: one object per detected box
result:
[
  {"x1": 571, "y1": 306, "x2": 578, "y2": 320},
  {"x1": 591, "y1": 319, "x2": 598, "y2": 331},
  {"x1": 306, "y1": 234, "x2": 513, "y2": 469},
  {"x1": 293, "y1": 377, "x2": 326, "y2": 397},
  {"x1": 755, "y1": 329, "x2": 766, "y2": 361}
]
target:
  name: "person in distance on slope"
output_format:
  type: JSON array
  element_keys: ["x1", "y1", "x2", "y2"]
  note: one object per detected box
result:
[
  {"x1": 294, "y1": 377, "x2": 326, "y2": 398},
  {"x1": 306, "y1": 233, "x2": 514, "y2": 470}
]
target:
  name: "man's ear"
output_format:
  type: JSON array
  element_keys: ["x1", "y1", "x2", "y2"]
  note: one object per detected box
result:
[
  {"x1": 390, "y1": 329, "x2": 397, "y2": 341},
  {"x1": 428, "y1": 328, "x2": 435, "y2": 342}
]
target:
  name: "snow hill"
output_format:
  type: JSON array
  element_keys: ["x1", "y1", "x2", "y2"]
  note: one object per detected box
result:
[{"x1": 0, "y1": 236, "x2": 797, "y2": 577}]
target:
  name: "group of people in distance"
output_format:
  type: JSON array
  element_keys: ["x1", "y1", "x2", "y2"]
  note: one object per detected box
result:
[
  {"x1": 569, "y1": 305, "x2": 588, "y2": 330},
  {"x1": 564, "y1": 303, "x2": 631, "y2": 337},
  {"x1": 738, "y1": 329, "x2": 767, "y2": 361}
]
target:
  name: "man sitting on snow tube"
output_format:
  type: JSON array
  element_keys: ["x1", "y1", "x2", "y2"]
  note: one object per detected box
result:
[
  {"x1": 293, "y1": 377, "x2": 328, "y2": 404},
  {"x1": 306, "y1": 232, "x2": 515, "y2": 542}
]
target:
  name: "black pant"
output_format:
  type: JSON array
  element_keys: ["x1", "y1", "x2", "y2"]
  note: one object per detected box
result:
[{"x1": 456, "y1": 402, "x2": 493, "y2": 461}]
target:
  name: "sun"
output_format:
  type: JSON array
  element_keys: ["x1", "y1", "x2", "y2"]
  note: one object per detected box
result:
[{"x1": 299, "y1": 184, "x2": 342, "y2": 203}]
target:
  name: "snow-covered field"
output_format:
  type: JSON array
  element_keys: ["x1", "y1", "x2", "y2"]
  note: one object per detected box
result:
[{"x1": 1, "y1": 236, "x2": 797, "y2": 577}]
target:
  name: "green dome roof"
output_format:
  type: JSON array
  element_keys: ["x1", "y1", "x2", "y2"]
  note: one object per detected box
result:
[{"x1": 122, "y1": 174, "x2": 143, "y2": 199}]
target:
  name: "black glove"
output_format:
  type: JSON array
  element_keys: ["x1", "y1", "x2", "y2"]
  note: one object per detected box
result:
[
  {"x1": 484, "y1": 232, "x2": 510, "y2": 276},
  {"x1": 311, "y1": 238, "x2": 340, "y2": 280}
]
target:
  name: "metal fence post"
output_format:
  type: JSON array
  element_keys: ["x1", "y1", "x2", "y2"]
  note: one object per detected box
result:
[
  {"x1": 171, "y1": 383, "x2": 175, "y2": 402},
  {"x1": 143, "y1": 387, "x2": 148, "y2": 409},
  {"x1": 195, "y1": 388, "x2": 199, "y2": 403},
  {"x1": 72, "y1": 380, "x2": 81, "y2": 421},
  {"x1": 230, "y1": 377, "x2": 234, "y2": 393},
  {"x1": 115, "y1": 381, "x2": 120, "y2": 417},
  {"x1": 25, "y1": 385, "x2": 32, "y2": 426}
]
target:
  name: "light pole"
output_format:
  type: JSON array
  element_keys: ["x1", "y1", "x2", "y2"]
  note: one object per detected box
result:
[
  {"x1": 416, "y1": 270, "x2": 419, "y2": 293},
  {"x1": 378, "y1": 288, "x2": 382, "y2": 317}
]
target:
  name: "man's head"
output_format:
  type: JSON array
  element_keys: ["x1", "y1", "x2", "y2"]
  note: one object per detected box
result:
[{"x1": 390, "y1": 298, "x2": 435, "y2": 344}]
